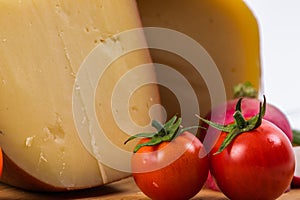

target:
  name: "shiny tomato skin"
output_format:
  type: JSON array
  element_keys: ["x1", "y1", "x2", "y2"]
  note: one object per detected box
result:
[
  {"x1": 209, "y1": 120, "x2": 295, "y2": 200},
  {"x1": 132, "y1": 132, "x2": 209, "y2": 200}
]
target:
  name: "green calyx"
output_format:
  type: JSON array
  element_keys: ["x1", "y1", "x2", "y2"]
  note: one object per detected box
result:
[
  {"x1": 198, "y1": 95, "x2": 266, "y2": 155},
  {"x1": 124, "y1": 115, "x2": 199, "y2": 153},
  {"x1": 233, "y1": 81, "x2": 258, "y2": 99}
]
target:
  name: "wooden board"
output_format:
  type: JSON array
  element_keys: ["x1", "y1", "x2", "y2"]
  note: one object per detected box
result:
[{"x1": 0, "y1": 177, "x2": 299, "y2": 200}]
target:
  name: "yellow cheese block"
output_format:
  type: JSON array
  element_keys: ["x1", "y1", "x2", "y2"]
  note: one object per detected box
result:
[
  {"x1": 0, "y1": 0, "x2": 161, "y2": 191},
  {"x1": 136, "y1": 0, "x2": 261, "y2": 120},
  {"x1": 0, "y1": 0, "x2": 261, "y2": 192}
]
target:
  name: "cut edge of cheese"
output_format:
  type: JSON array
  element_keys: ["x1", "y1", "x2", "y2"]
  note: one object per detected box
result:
[{"x1": 0, "y1": 0, "x2": 160, "y2": 191}]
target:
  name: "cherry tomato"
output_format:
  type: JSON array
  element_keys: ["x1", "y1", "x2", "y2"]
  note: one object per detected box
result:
[
  {"x1": 210, "y1": 120, "x2": 294, "y2": 200},
  {"x1": 126, "y1": 116, "x2": 209, "y2": 200},
  {"x1": 202, "y1": 97, "x2": 295, "y2": 200},
  {"x1": 132, "y1": 132, "x2": 208, "y2": 200}
]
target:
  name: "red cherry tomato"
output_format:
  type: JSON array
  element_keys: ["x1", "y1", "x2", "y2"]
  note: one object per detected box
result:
[
  {"x1": 199, "y1": 96, "x2": 295, "y2": 199},
  {"x1": 210, "y1": 119, "x2": 295, "y2": 200},
  {"x1": 132, "y1": 132, "x2": 209, "y2": 200},
  {"x1": 125, "y1": 116, "x2": 209, "y2": 200}
]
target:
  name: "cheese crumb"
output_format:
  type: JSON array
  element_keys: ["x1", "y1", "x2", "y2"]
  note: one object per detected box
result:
[{"x1": 25, "y1": 135, "x2": 36, "y2": 147}]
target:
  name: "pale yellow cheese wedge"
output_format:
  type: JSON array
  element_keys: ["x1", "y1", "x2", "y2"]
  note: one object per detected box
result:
[{"x1": 0, "y1": 0, "x2": 160, "y2": 191}]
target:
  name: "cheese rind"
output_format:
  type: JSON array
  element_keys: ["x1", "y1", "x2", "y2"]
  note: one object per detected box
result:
[
  {"x1": 0, "y1": 0, "x2": 160, "y2": 191},
  {"x1": 137, "y1": 0, "x2": 261, "y2": 118}
]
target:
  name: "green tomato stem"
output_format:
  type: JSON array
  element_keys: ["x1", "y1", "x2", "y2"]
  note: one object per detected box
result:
[
  {"x1": 124, "y1": 115, "x2": 199, "y2": 153},
  {"x1": 198, "y1": 95, "x2": 266, "y2": 154},
  {"x1": 233, "y1": 111, "x2": 247, "y2": 129}
]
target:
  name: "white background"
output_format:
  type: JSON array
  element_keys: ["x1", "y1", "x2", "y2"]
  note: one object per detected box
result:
[{"x1": 244, "y1": 0, "x2": 300, "y2": 129}]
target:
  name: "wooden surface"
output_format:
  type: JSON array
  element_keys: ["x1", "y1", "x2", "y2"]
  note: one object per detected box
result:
[{"x1": 0, "y1": 177, "x2": 299, "y2": 200}]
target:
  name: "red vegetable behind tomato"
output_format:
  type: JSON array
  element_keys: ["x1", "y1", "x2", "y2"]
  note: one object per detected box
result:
[
  {"x1": 201, "y1": 97, "x2": 293, "y2": 142},
  {"x1": 125, "y1": 116, "x2": 209, "y2": 200},
  {"x1": 200, "y1": 82, "x2": 293, "y2": 143}
]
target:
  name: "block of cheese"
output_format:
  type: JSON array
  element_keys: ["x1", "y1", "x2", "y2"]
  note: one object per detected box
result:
[
  {"x1": 136, "y1": 0, "x2": 261, "y2": 121},
  {"x1": 0, "y1": 0, "x2": 161, "y2": 191},
  {"x1": 0, "y1": 0, "x2": 262, "y2": 192}
]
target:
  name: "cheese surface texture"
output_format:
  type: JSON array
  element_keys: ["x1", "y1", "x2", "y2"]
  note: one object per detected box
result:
[
  {"x1": 0, "y1": 0, "x2": 160, "y2": 191},
  {"x1": 137, "y1": 0, "x2": 261, "y2": 119}
]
